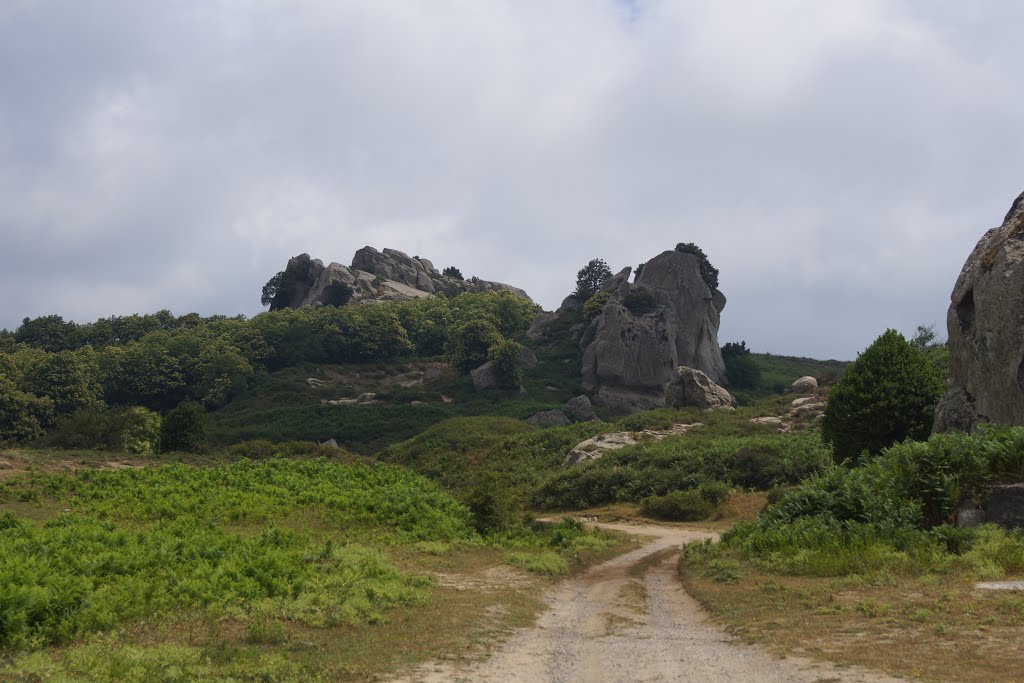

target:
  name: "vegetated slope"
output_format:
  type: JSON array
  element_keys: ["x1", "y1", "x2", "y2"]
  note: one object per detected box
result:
[
  {"x1": 730, "y1": 353, "x2": 847, "y2": 404},
  {"x1": 207, "y1": 344, "x2": 585, "y2": 453},
  {"x1": 0, "y1": 456, "x2": 621, "y2": 680}
]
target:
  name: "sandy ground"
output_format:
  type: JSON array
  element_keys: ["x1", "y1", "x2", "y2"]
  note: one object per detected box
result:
[{"x1": 392, "y1": 521, "x2": 905, "y2": 683}]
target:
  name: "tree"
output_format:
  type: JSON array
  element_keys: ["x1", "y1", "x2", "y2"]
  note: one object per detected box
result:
[
  {"x1": 822, "y1": 329, "x2": 945, "y2": 464},
  {"x1": 161, "y1": 400, "x2": 208, "y2": 453},
  {"x1": 675, "y1": 243, "x2": 719, "y2": 290},
  {"x1": 442, "y1": 266, "x2": 464, "y2": 280},
  {"x1": 261, "y1": 271, "x2": 287, "y2": 308},
  {"x1": 14, "y1": 315, "x2": 79, "y2": 352},
  {"x1": 721, "y1": 341, "x2": 761, "y2": 389},
  {"x1": 445, "y1": 320, "x2": 501, "y2": 371},
  {"x1": 0, "y1": 375, "x2": 53, "y2": 442},
  {"x1": 583, "y1": 291, "x2": 610, "y2": 321},
  {"x1": 22, "y1": 350, "x2": 104, "y2": 419},
  {"x1": 910, "y1": 323, "x2": 950, "y2": 378},
  {"x1": 574, "y1": 258, "x2": 613, "y2": 300}
]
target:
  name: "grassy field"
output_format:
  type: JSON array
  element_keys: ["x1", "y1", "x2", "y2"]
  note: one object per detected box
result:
[{"x1": 0, "y1": 455, "x2": 630, "y2": 681}]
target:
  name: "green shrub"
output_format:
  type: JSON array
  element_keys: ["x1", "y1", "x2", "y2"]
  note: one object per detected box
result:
[
  {"x1": 445, "y1": 320, "x2": 501, "y2": 372},
  {"x1": 463, "y1": 473, "x2": 521, "y2": 535},
  {"x1": 822, "y1": 329, "x2": 945, "y2": 464},
  {"x1": 160, "y1": 401, "x2": 209, "y2": 453},
  {"x1": 487, "y1": 339, "x2": 524, "y2": 389},
  {"x1": 582, "y1": 291, "x2": 610, "y2": 321},
  {"x1": 623, "y1": 289, "x2": 657, "y2": 316},
  {"x1": 41, "y1": 406, "x2": 161, "y2": 454},
  {"x1": 640, "y1": 490, "x2": 715, "y2": 521}
]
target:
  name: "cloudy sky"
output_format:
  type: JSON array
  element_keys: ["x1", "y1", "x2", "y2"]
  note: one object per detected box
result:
[{"x1": 1, "y1": 1, "x2": 1021, "y2": 359}]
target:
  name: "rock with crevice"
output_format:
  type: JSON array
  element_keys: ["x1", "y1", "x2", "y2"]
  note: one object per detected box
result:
[
  {"x1": 580, "y1": 251, "x2": 727, "y2": 413},
  {"x1": 935, "y1": 190, "x2": 1024, "y2": 432}
]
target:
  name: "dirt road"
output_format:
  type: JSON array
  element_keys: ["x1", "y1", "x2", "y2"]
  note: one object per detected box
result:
[{"x1": 395, "y1": 521, "x2": 903, "y2": 683}]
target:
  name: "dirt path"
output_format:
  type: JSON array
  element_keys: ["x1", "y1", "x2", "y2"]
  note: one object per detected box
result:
[{"x1": 394, "y1": 521, "x2": 904, "y2": 683}]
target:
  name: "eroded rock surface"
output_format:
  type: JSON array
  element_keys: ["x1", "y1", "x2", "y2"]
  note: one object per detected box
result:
[
  {"x1": 580, "y1": 251, "x2": 727, "y2": 413},
  {"x1": 664, "y1": 366, "x2": 734, "y2": 410},
  {"x1": 562, "y1": 423, "x2": 703, "y2": 467},
  {"x1": 935, "y1": 191, "x2": 1024, "y2": 432}
]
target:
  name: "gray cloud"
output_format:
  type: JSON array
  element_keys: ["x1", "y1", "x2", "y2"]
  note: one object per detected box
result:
[{"x1": 1, "y1": 0, "x2": 1021, "y2": 359}]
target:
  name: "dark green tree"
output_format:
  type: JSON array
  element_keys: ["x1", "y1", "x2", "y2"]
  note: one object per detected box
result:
[
  {"x1": 822, "y1": 329, "x2": 945, "y2": 464},
  {"x1": 442, "y1": 266, "x2": 464, "y2": 280},
  {"x1": 445, "y1": 320, "x2": 501, "y2": 372},
  {"x1": 14, "y1": 315, "x2": 79, "y2": 352},
  {"x1": 160, "y1": 400, "x2": 208, "y2": 453},
  {"x1": 675, "y1": 243, "x2": 719, "y2": 290},
  {"x1": 0, "y1": 375, "x2": 53, "y2": 442},
  {"x1": 573, "y1": 258, "x2": 613, "y2": 300},
  {"x1": 721, "y1": 341, "x2": 761, "y2": 389}
]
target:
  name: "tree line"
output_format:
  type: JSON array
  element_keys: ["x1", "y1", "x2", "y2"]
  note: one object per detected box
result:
[{"x1": 0, "y1": 291, "x2": 537, "y2": 445}]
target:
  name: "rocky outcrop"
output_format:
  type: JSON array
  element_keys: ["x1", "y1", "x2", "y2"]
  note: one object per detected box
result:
[
  {"x1": 580, "y1": 250, "x2": 727, "y2": 412},
  {"x1": 271, "y1": 247, "x2": 531, "y2": 310},
  {"x1": 561, "y1": 422, "x2": 703, "y2": 467},
  {"x1": 935, "y1": 191, "x2": 1024, "y2": 432},
  {"x1": 664, "y1": 366, "x2": 734, "y2": 410}
]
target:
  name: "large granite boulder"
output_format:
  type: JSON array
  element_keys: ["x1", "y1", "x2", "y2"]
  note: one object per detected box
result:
[
  {"x1": 664, "y1": 366, "x2": 734, "y2": 410},
  {"x1": 791, "y1": 376, "x2": 818, "y2": 394},
  {"x1": 935, "y1": 191, "x2": 1024, "y2": 432},
  {"x1": 580, "y1": 250, "x2": 727, "y2": 412}
]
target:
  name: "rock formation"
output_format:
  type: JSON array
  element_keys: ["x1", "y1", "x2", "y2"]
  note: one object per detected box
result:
[
  {"x1": 579, "y1": 250, "x2": 728, "y2": 412},
  {"x1": 791, "y1": 376, "x2": 818, "y2": 394},
  {"x1": 934, "y1": 191, "x2": 1024, "y2": 432},
  {"x1": 270, "y1": 247, "x2": 531, "y2": 311}
]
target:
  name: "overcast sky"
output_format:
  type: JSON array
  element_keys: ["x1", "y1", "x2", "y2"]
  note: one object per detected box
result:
[{"x1": 1, "y1": 1, "x2": 1021, "y2": 359}]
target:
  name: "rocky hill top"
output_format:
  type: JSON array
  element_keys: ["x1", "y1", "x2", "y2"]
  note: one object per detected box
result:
[{"x1": 267, "y1": 247, "x2": 531, "y2": 310}]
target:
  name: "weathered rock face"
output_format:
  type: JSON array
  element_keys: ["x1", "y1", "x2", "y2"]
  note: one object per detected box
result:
[
  {"x1": 565, "y1": 395, "x2": 598, "y2": 422},
  {"x1": 664, "y1": 366, "x2": 734, "y2": 410},
  {"x1": 271, "y1": 247, "x2": 531, "y2": 311},
  {"x1": 935, "y1": 191, "x2": 1024, "y2": 432},
  {"x1": 527, "y1": 410, "x2": 572, "y2": 427},
  {"x1": 580, "y1": 251, "x2": 727, "y2": 412}
]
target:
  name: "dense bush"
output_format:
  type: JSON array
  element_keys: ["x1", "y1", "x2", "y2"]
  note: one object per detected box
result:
[
  {"x1": 623, "y1": 289, "x2": 657, "y2": 316},
  {"x1": 487, "y1": 339, "x2": 525, "y2": 389},
  {"x1": 161, "y1": 401, "x2": 208, "y2": 453},
  {"x1": 40, "y1": 406, "x2": 161, "y2": 454},
  {"x1": 442, "y1": 266, "x2": 464, "y2": 280},
  {"x1": 822, "y1": 329, "x2": 945, "y2": 464},
  {"x1": 533, "y1": 428, "x2": 831, "y2": 510},
  {"x1": 640, "y1": 482, "x2": 729, "y2": 522},
  {"x1": 714, "y1": 427, "x2": 1024, "y2": 577},
  {"x1": 721, "y1": 341, "x2": 762, "y2": 390},
  {"x1": 582, "y1": 291, "x2": 610, "y2": 321}
]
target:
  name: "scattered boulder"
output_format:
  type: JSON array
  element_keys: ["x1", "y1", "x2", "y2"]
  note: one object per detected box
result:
[
  {"x1": 527, "y1": 410, "x2": 572, "y2": 427},
  {"x1": 527, "y1": 312, "x2": 557, "y2": 340},
  {"x1": 319, "y1": 439, "x2": 339, "y2": 449},
  {"x1": 565, "y1": 395, "x2": 598, "y2": 422},
  {"x1": 791, "y1": 396, "x2": 817, "y2": 408},
  {"x1": 791, "y1": 376, "x2": 818, "y2": 394},
  {"x1": 321, "y1": 392, "x2": 378, "y2": 406},
  {"x1": 580, "y1": 250, "x2": 728, "y2": 412},
  {"x1": 750, "y1": 416, "x2": 784, "y2": 427},
  {"x1": 935, "y1": 191, "x2": 1024, "y2": 432},
  {"x1": 664, "y1": 366, "x2": 734, "y2": 411},
  {"x1": 470, "y1": 362, "x2": 502, "y2": 392},
  {"x1": 517, "y1": 347, "x2": 539, "y2": 370},
  {"x1": 562, "y1": 423, "x2": 703, "y2": 467}
]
